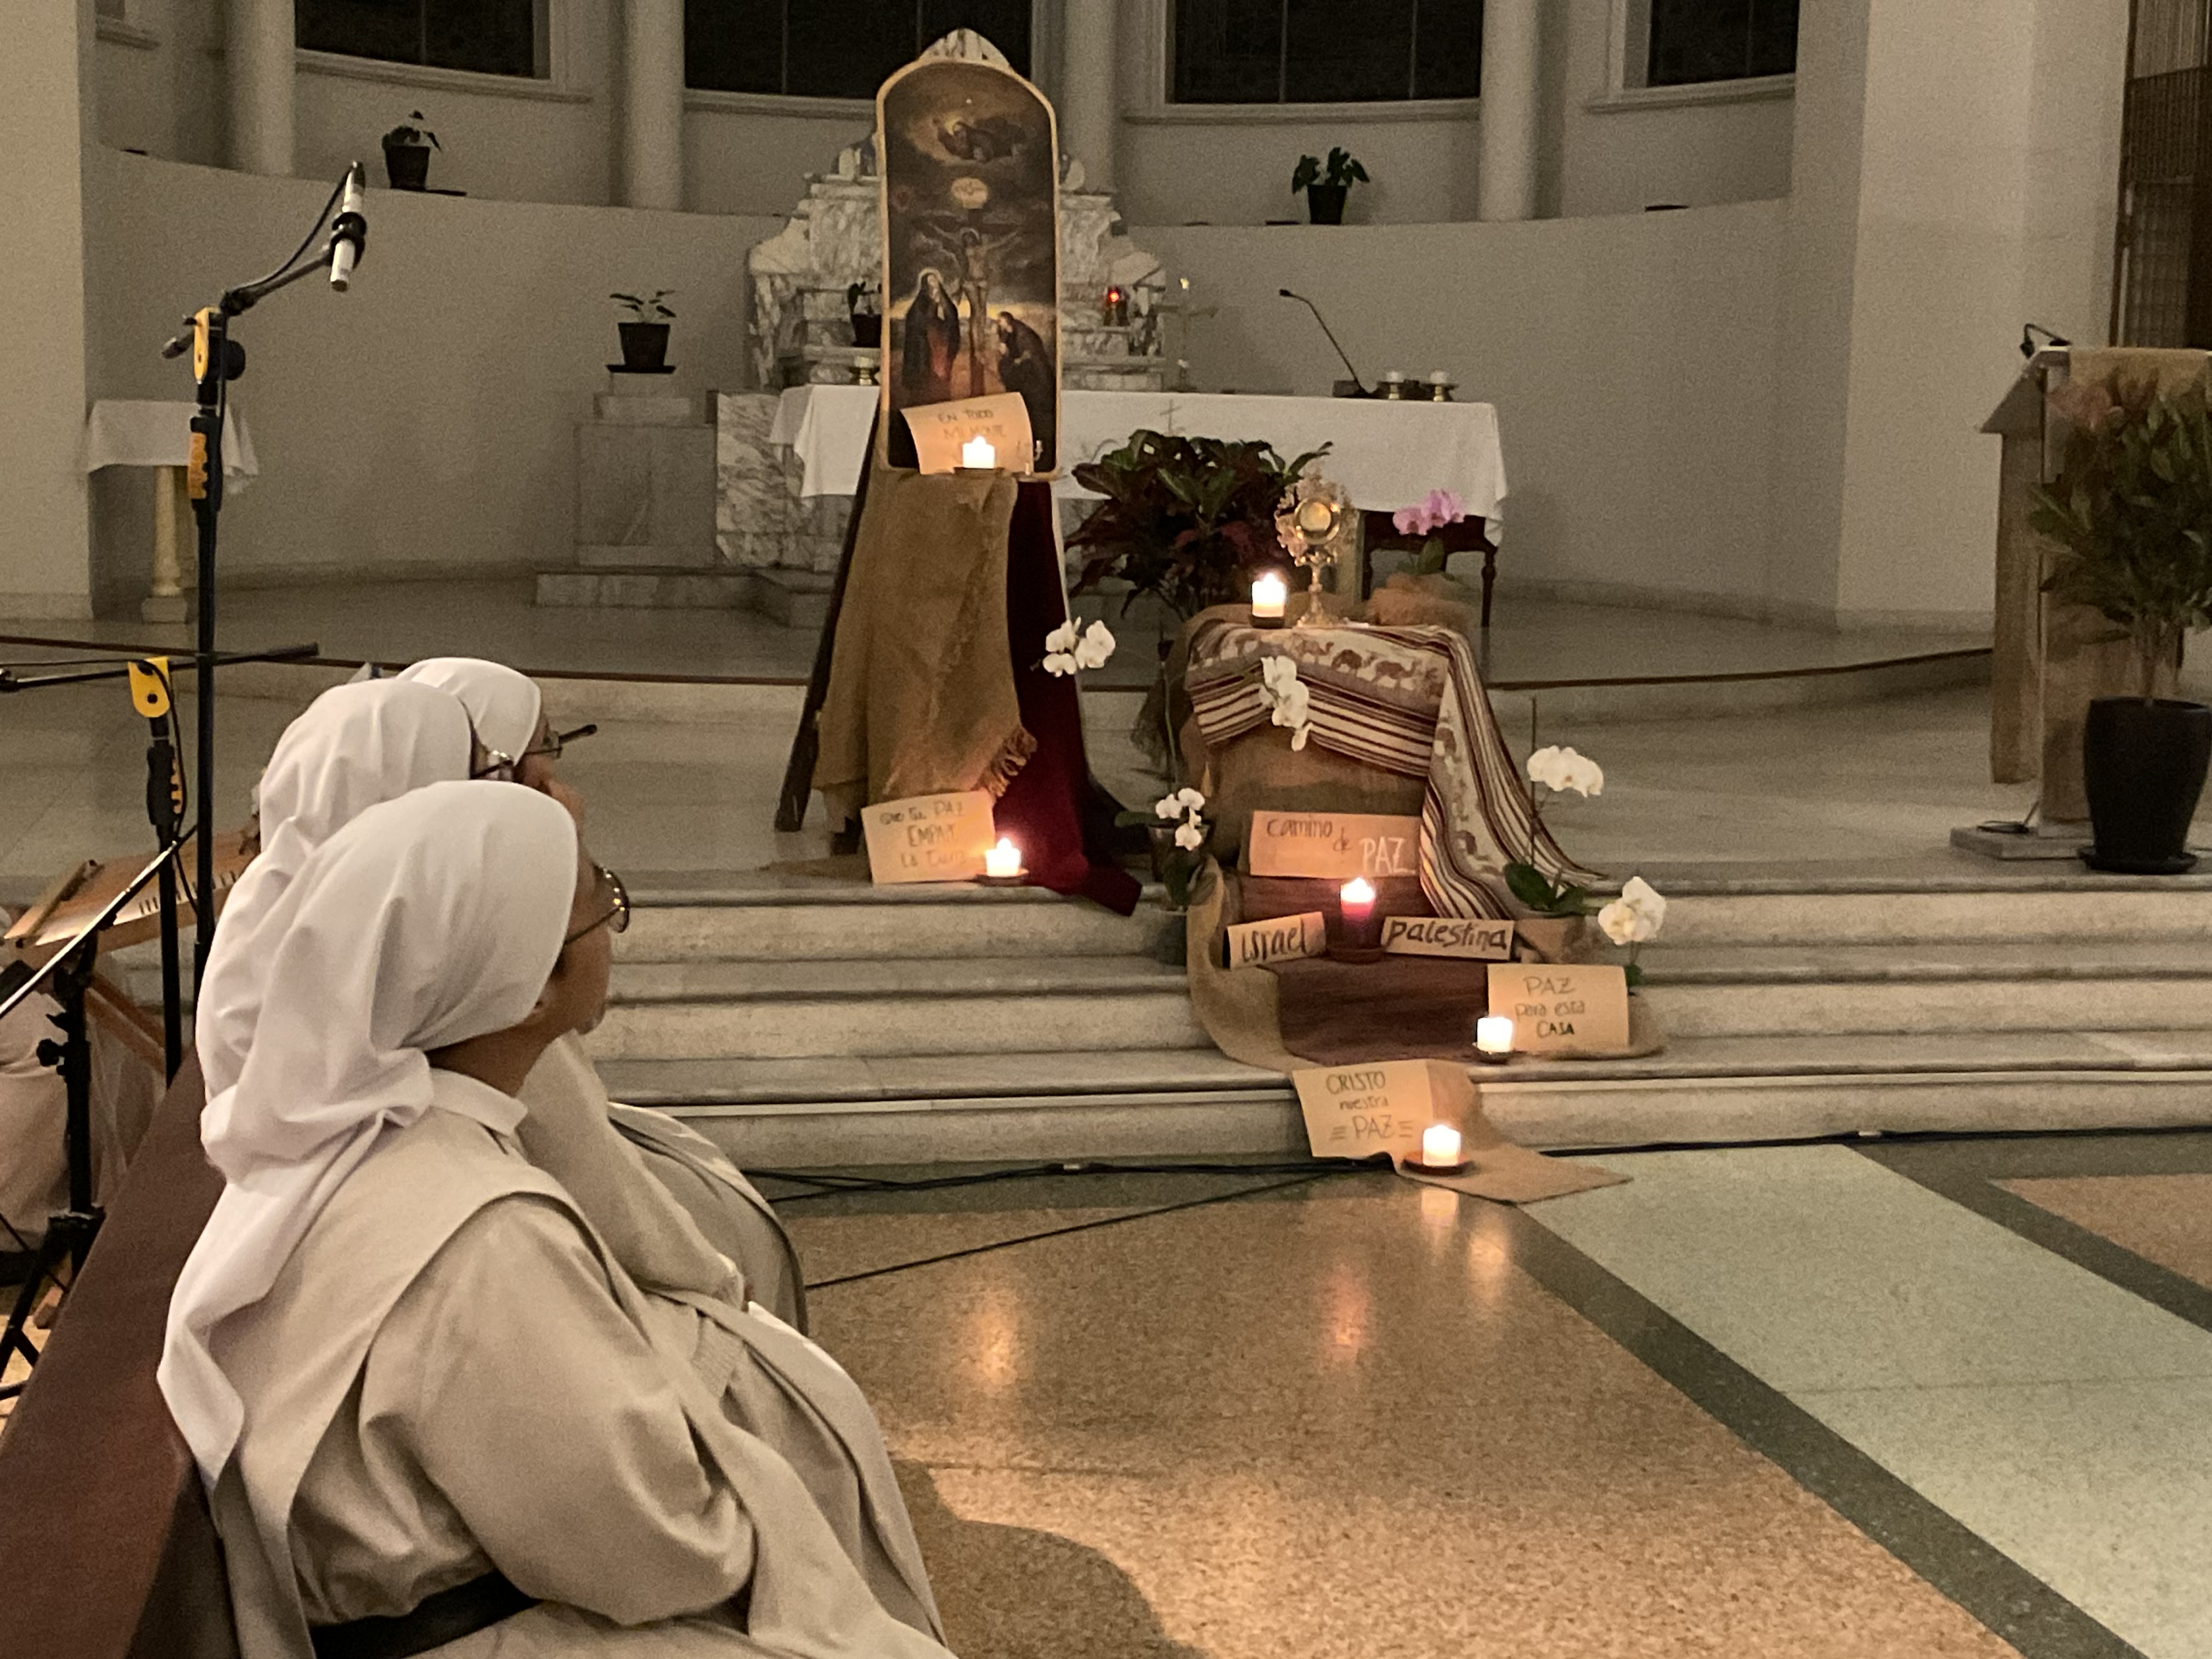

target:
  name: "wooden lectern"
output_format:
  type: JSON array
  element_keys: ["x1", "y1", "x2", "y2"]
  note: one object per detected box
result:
[{"x1": 1968, "y1": 347, "x2": 2208, "y2": 851}]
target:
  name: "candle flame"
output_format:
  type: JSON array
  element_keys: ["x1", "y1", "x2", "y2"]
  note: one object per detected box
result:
[
  {"x1": 984, "y1": 836, "x2": 1022, "y2": 877},
  {"x1": 962, "y1": 434, "x2": 996, "y2": 469},
  {"x1": 1475, "y1": 1014, "x2": 1515, "y2": 1055},
  {"x1": 1341, "y1": 877, "x2": 1376, "y2": 905},
  {"x1": 1420, "y1": 1122, "x2": 1463, "y2": 1166}
]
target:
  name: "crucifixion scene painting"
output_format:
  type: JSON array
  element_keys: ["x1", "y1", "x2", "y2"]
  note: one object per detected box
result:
[{"x1": 879, "y1": 54, "x2": 1060, "y2": 475}]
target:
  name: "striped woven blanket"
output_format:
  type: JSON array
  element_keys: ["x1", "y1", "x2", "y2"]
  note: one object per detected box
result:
[{"x1": 1185, "y1": 617, "x2": 1599, "y2": 918}]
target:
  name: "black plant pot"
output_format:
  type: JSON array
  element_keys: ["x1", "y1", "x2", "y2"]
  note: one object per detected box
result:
[
  {"x1": 1305, "y1": 183, "x2": 1348, "y2": 225},
  {"x1": 617, "y1": 321, "x2": 672, "y2": 373},
  {"x1": 849, "y1": 312, "x2": 882, "y2": 349},
  {"x1": 383, "y1": 142, "x2": 431, "y2": 191},
  {"x1": 2081, "y1": 696, "x2": 2212, "y2": 873}
]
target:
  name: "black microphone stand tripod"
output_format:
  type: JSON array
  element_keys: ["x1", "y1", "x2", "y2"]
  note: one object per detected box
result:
[{"x1": 159, "y1": 166, "x2": 364, "y2": 991}]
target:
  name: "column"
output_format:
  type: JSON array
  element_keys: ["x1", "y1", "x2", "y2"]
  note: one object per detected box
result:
[
  {"x1": 0, "y1": 0, "x2": 93, "y2": 616},
  {"x1": 620, "y1": 0, "x2": 686, "y2": 211},
  {"x1": 1058, "y1": 0, "x2": 1116, "y2": 190},
  {"x1": 1476, "y1": 0, "x2": 1540, "y2": 222},
  {"x1": 227, "y1": 0, "x2": 295, "y2": 176}
]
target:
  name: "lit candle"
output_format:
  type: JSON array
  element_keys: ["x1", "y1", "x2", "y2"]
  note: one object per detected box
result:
[
  {"x1": 1419, "y1": 1122, "x2": 1463, "y2": 1167},
  {"x1": 1475, "y1": 1014, "x2": 1515, "y2": 1062},
  {"x1": 1340, "y1": 877, "x2": 1375, "y2": 931},
  {"x1": 1427, "y1": 369, "x2": 1451, "y2": 385},
  {"x1": 984, "y1": 836, "x2": 1022, "y2": 878},
  {"x1": 962, "y1": 433, "x2": 996, "y2": 469},
  {"x1": 1251, "y1": 571, "x2": 1288, "y2": 620}
]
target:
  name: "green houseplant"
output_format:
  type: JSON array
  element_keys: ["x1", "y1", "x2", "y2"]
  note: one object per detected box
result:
[
  {"x1": 1291, "y1": 148, "x2": 1369, "y2": 224},
  {"x1": 1068, "y1": 429, "x2": 1325, "y2": 766},
  {"x1": 381, "y1": 111, "x2": 439, "y2": 191},
  {"x1": 2030, "y1": 376, "x2": 2212, "y2": 872},
  {"x1": 610, "y1": 289, "x2": 676, "y2": 373}
]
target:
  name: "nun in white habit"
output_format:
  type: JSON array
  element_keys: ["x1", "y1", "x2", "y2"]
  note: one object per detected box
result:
[
  {"x1": 391, "y1": 656, "x2": 804, "y2": 1324},
  {"x1": 162, "y1": 785, "x2": 949, "y2": 1658}
]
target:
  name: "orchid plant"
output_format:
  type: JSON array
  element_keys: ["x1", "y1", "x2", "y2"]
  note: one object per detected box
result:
[
  {"x1": 1393, "y1": 488, "x2": 1468, "y2": 576},
  {"x1": 1596, "y1": 876, "x2": 1666, "y2": 989},
  {"x1": 1503, "y1": 744, "x2": 1666, "y2": 984},
  {"x1": 1115, "y1": 787, "x2": 1211, "y2": 907},
  {"x1": 1258, "y1": 656, "x2": 1313, "y2": 750},
  {"x1": 1042, "y1": 618, "x2": 1116, "y2": 676}
]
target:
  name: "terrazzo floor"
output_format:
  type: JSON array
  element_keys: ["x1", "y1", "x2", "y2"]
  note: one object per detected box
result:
[{"x1": 768, "y1": 1132, "x2": 2212, "y2": 1658}]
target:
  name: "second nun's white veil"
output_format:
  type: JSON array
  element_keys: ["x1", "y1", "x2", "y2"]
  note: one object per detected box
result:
[
  {"x1": 162, "y1": 781, "x2": 577, "y2": 1482},
  {"x1": 395, "y1": 657, "x2": 543, "y2": 764},
  {"x1": 198, "y1": 679, "x2": 474, "y2": 1099}
]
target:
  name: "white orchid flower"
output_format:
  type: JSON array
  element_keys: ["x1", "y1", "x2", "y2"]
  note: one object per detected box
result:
[
  {"x1": 1154, "y1": 793, "x2": 1184, "y2": 821},
  {"x1": 1173, "y1": 787, "x2": 1206, "y2": 814},
  {"x1": 1043, "y1": 651, "x2": 1079, "y2": 676},
  {"x1": 1044, "y1": 620, "x2": 1079, "y2": 653},
  {"x1": 1259, "y1": 655, "x2": 1314, "y2": 751},
  {"x1": 1074, "y1": 619, "x2": 1116, "y2": 670},
  {"x1": 1619, "y1": 874, "x2": 1665, "y2": 930},
  {"x1": 1598, "y1": 876, "x2": 1666, "y2": 946},
  {"x1": 1173, "y1": 819, "x2": 1205, "y2": 851},
  {"x1": 1527, "y1": 744, "x2": 1604, "y2": 797}
]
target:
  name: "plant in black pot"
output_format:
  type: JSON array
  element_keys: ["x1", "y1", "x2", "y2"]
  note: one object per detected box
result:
[
  {"x1": 1291, "y1": 148, "x2": 1369, "y2": 225},
  {"x1": 381, "y1": 111, "x2": 438, "y2": 191},
  {"x1": 610, "y1": 290, "x2": 675, "y2": 372},
  {"x1": 2032, "y1": 377, "x2": 2212, "y2": 872}
]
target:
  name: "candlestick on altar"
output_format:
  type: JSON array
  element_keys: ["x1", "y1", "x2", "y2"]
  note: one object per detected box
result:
[{"x1": 1474, "y1": 1014, "x2": 1515, "y2": 1064}]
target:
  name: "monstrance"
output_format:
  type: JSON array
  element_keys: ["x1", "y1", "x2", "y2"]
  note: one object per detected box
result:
[{"x1": 1274, "y1": 469, "x2": 1356, "y2": 625}]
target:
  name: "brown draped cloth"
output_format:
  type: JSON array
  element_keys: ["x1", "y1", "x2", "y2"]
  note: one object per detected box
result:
[{"x1": 812, "y1": 459, "x2": 1135, "y2": 913}]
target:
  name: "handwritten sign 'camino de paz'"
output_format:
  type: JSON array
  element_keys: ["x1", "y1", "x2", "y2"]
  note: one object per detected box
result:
[
  {"x1": 1486, "y1": 963, "x2": 1632, "y2": 1055},
  {"x1": 861, "y1": 791, "x2": 996, "y2": 884},
  {"x1": 1246, "y1": 811, "x2": 1423, "y2": 881}
]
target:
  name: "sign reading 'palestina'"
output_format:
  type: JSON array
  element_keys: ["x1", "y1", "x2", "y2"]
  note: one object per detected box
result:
[{"x1": 878, "y1": 50, "x2": 1061, "y2": 477}]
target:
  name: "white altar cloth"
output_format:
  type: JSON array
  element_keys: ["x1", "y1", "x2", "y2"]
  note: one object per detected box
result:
[
  {"x1": 766, "y1": 384, "x2": 1506, "y2": 519},
  {"x1": 81, "y1": 399, "x2": 261, "y2": 490}
]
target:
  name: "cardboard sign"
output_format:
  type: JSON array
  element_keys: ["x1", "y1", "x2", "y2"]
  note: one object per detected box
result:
[
  {"x1": 1486, "y1": 963, "x2": 1632, "y2": 1054},
  {"x1": 1381, "y1": 916, "x2": 1513, "y2": 960},
  {"x1": 1248, "y1": 812, "x2": 1423, "y2": 881},
  {"x1": 901, "y1": 394, "x2": 1037, "y2": 476},
  {"x1": 1224, "y1": 910, "x2": 1326, "y2": 969},
  {"x1": 861, "y1": 791, "x2": 996, "y2": 884},
  {"x1": 1293, "y1": 1058, "x2": 1447, "y2": 1160}
]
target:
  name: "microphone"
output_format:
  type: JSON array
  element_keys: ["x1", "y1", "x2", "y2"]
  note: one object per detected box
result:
[
  {"x1": 2020, "y1": 321, "x2": 2070, "y2": 360},
  {"x1": 1279, "y1": 288, "x2": 1370, "y2": 398},
  {"x1": 329, "y1": 163, "x2": 368, "y2": 292}
]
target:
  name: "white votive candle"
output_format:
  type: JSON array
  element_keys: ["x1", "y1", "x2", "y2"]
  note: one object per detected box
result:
[
  {"x1": 962, "y1": 434, "x2": 996, "y2": 469},
  {"x1": 1420, "y1": 1122, "x2": 1463, "y2": 1167},
  {"x1": 1427, "y1": 369, "x2": 1451, "y2": 384},
  {"x1": 1475, "y1": 1014, "x2": 1515, "y2": 1058},
  {"x1": 1251, "y1": 571, "x2": 1288, "y2": 619},
  {"x1": 984, "y1": 837, "x2": 1022, "y2": 878}
]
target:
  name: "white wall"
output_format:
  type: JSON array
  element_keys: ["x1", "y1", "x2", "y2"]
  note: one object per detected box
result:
[
  {"x1": 1138, "y1": 203, "x2": 1786, "y2": 613},
  {"x1": 91, "y1": 0, "x2": 1790, "y2": 227},
  {"x1": 1, "y1": 0, "x2": 98, "y2": 617},
  {"x1": 83, "y1": 150, "x2": 775, "y2": 591}
]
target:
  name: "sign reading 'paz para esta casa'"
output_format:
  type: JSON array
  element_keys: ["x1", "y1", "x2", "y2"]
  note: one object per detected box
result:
[{"x1": 1486, "y1": 963, "x2": 1632, "y2": 1054}]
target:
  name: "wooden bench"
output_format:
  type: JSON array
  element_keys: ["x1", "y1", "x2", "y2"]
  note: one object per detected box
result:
[{"x1": 0, "y1": 1058, "x2": 238, "y2": 1658}]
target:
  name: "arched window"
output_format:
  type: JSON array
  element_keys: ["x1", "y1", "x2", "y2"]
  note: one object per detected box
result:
[
  {"x1": 1170, "y1": 0, "x2": 1481, "y2": 105},
  {"x1": 685, "y1": 1, "x2": 1033, "y2": 99},
  {"x1": 296, "y1": 0, "x2": 547, "y2": 79}
]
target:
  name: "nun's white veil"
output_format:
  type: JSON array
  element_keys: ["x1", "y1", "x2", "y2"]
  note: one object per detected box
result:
[
  {"x1": 394, "y1": 657, "x2": 543, "y2": 766},
  {"x1": 162, "y1": 781, "x2": 577, "y2": 1482},
  {"x1": 196, "y1": 680, "x2": 474, "y2": 1099}
]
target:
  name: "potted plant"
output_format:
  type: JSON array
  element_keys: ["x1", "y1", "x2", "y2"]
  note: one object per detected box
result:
[
  {"x1": 1291, "y1": 148, "x2": 1370, "y2": 225},
  {"x1": 1069, "y1": 430, "x2": 1327, "y2": 762},
  {"x1": 610, "y1": 290, "x2": 676, "y2": 372},
  {"x1": 1116, "y1": 789, "x2": 1211, "y2": 964},
  {"x1": 846, "y1": 280, "x2": 882, "y2": 349},
  {"x1": 2032, "y1": 378, "x2": 2212, "y2": 872},
  {"x1": 381, "y1": 111, "x2": 439, "y2": 191}
]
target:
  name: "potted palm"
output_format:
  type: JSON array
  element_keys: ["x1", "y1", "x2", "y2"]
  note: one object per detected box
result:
[
  {"x1": 610, "y1": 290, "x2": 675, "y2": 372},
  {"x1": 2032, "y1": 378, "x2": 2212, "y2": 873},
  {"x1": 381, "y1": 111, "x2": 439, "y2": 191},
  {"x1": 1291, "y1": 148, "x2": 1370, "y2": 225}
]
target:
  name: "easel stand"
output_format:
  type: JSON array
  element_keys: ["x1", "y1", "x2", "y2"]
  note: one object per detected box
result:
[{"x1": 0, "y1": 842, "x2": 183, "y2": 1402}]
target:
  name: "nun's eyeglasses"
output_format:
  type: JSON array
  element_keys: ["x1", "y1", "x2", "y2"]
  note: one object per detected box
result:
[
  {"x1": 565, "y1": 865, "x2": 630, "y2": 945},
  {"x1": 472, "y1": 724, "x2": 598, "y2": 781}
]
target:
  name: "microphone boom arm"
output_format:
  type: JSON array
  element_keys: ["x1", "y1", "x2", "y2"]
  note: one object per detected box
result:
[{"x1": 1279, "y1": 288, "x2": 1369, "y2": 397}]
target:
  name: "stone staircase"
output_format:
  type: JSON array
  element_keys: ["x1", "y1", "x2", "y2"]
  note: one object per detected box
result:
[{"x1": 594, "y1": 867, "x2": 2212, "y2": 1167}]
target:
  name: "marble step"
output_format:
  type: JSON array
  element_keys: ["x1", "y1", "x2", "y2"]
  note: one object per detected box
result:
[
  {"x1": 588, "y1": 954, "x2": 1206, "y2": 1062},
  {"x1": 535, "y1": 568, "x2": 758, "y2": 610},
  {"x1": 608, "y1": 1029, "x2": 2212, "y2": 1166},
  {"x1": 1644, "y1": 870, "x2": 2212, "y2": 949}
]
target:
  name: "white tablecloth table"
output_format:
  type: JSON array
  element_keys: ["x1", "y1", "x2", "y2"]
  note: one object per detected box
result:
[
  {"x1": 81, "y1": 400, "x2": 261, "y2": 623},
  {"x1": 766, "y1": 384, "x2": 1506, "y2": 520}
]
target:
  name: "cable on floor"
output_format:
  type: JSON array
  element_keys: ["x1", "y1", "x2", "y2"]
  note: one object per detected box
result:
[{"x1": 757, "y1": 1156, "x2": 1377, "y2": 1203}]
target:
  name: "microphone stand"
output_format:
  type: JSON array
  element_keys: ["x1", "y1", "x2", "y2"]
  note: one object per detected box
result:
[
  {"x1": 1278, "y1": 289, "x2": 1374, "y2": 398},
  {"x1": 158, "y1": 167, "x2": 365, "y2": 992}
]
